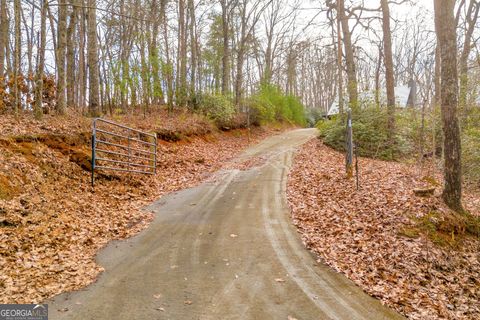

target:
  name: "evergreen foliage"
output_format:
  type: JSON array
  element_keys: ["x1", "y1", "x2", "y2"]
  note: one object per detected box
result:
[{"x1": 248, "y1": 84, "x2": 306, "y2": 126}]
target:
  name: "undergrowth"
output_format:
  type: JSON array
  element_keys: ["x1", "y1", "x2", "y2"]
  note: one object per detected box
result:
[
  {"x1": 247, "y1": 83, "x2": 307, "y2": 126},
  {"x1": 317, "y1": 107, "x2": 405, "y2": 160},
  {"x1": 317, "y1": 105, "x2": 480, "y2": 185},
  {"x1": 399, "y1": 210, "x2": 480, "y2": 247}
]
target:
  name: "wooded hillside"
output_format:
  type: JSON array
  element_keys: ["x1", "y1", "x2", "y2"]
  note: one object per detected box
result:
[{"x1": 0, "y1": 0, "x2": 480, "y2": 320}]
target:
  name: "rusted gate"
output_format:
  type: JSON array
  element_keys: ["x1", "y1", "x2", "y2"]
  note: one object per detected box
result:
[{"x1": 91, "y1": 118, "x2": 157, "y2": 186}]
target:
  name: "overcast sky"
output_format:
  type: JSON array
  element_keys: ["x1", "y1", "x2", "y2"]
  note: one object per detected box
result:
[{"x1": 293, "y1": 0, "x2": 435, "y2": 37}]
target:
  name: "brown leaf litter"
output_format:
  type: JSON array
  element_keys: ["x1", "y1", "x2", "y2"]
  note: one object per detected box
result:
[
  {"x1": 287, "y1": 138, "x2": 480, "y2": 320},
  {"x1": 0, "y1": 111, "x2": 287, "y2": 304}
]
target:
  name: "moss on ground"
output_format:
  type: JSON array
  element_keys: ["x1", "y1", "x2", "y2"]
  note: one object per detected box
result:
[{"x1": 399, "y1": 210, "x2": 480, "y2": 247}]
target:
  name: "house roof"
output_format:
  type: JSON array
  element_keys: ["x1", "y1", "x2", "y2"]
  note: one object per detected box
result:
[{"x1": 327, "y1": 85, "x2": 413, "y2": 116}]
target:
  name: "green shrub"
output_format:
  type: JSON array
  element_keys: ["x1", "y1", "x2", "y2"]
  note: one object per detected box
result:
[
  {"x1": 286, "y1": 95, "x2": 307, "y2": 126},
  {"x1": 316, "y1": 104, "x2": 451, "y2": 162},
  {"x1": 248, "y1": 84, "x2": 306, "y2": 126},
  {"x1": 317, "y1": 107, "x2": 403, "y2": 160},
  {"x1": 306, "y1": 108, "x2": 326, "y2": 127},
  {"x1": 317, "y1": 103, "x2": 480, "y2": 184},
  {"x1": 248, "y1": 90, "x2": 276, "y2": 124},
  {"x1": 196, "y1": 93, "x2": 236, "y2": 128}
]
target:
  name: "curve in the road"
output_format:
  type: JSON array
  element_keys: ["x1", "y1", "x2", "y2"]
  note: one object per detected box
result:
[{"x1": 48, "y1": 128, "x2": 404, "y2": 320}]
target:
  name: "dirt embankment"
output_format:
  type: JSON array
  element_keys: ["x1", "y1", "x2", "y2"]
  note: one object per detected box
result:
[{"x1": 0, "y1": 111, "x2": 286, "y2": 303}]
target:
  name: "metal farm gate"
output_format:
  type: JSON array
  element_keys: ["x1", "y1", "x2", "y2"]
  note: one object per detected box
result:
[{"x1": 91, "y1": 118, "x2": 157, "y2": 186}]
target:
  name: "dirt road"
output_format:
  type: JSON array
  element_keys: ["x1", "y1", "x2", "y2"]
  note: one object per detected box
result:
[{"x1": 49, "y1": 129, "x2": 403, "y2": 320}]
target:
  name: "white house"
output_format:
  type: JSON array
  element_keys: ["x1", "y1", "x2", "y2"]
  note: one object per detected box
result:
[{"x1": 327, "y1": 84, "x2": 415, "y2": 116}]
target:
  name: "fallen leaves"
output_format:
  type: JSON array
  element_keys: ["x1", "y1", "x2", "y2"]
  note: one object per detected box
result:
[
  {"x1": 0, "y1": 112, "x2": 285, "y2": 304},
  {"x1": 226, "y1": 155, "x2": 269, "y2": 171},
  {"x1": 287, "y1": 139, "x2": 480, "y2": 320}
]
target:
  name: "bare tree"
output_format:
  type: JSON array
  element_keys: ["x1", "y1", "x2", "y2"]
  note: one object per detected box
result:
[
  {"x1": 177, "y1": 0, "x2": 188, "y2": 107},
  {"x1": 188, "y1": 0, "x2": 197, "y2": 101},
  {"x1": 434, "y1": 44, "x2": 441, "y2": 106},
  {"x1": 336, "y1": 1, "x2": 344, "y2": 114},
  {"x1": 234, "y1": 0, "x2": 270, "y2": 106},
  {"x1": 149, "y1": 0, "x2": 163, "y2": 105},
  {"x1": 87, "y1": 0, "x2": 100, "y2": 116},
  {"x1": 161, "y1": 0, "x2": 174, "y2": 110},
  {"x1": 220, "y1": 0, "x2": 232, "y2": 94},
  {"x1": 14, "y1": 0, "x2": 21, "y2": 113},
  {"x1": 458, "y1": 0, "x2": 480, "y2": 119},
  {"x1": 434, "y1": 0, "x2": 463, "y2": 212},
  {"x1": 66, "y1": 0, "x2": 78, "y2": 108},
  {"x1": 0, "y1": 0, "x2": 7, "y2": 76},
  {"x1": 381, "y1": 0, "x2": 395, "y2": 141},
  {"x1": 57, "y1": 0, "x2": 68, "y2": 114},
  {"x1": 261, "y1": 0, "x2": 297, "y2": 84},
  {"x1": 23, "y1": 5, "x2": 34, "y2": 95},
  {"x1": 374, "y1": 43, "x2": 382, "y2": 108},
  {"x1": 34, "y1": 0, "x2": 47, "y2": 119},
  {"x1": 337, "y1": 0, "x2": 358, "y2": 109},
  {"x1": 78, "y1": 0, "x2": 86, "y2": 110}
]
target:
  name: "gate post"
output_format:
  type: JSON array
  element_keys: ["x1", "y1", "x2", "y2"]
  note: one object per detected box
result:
[{"x1": 91, "y1": 119, "x2": 97, "y2": 187}]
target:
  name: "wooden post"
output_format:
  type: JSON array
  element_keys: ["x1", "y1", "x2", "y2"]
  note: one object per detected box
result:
[
  {"x1": 354, "y1": 143, "x2": 359, "y2": 189},
  {"x1": 91, "y1": 119, "x2": 96, "y2": 187},
  {"x1": 247, "y1": 105, "x2": 251, "y2": 143},
  {"x1": 346, "y1": 109, "x2": 353, "y2": 178},
  {"x1": 151, "y1": 133, "x2": 157, "y2": 174}
]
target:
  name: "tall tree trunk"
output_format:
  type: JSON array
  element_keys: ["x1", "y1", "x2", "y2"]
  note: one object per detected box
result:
[
  {"x1": 337, "y1": 0, "x2": 358, "y2": 110},
  {"x1": 434, "y1": 0, "x2": 463, "y2": 212},
  {"x1": 381, "y1": 0, "x2": 396, "y2": 142},
  {"x1": 220, "y1": 0, "x2": 229, "y2": 94},
  {"x1": 188, "y1": 0, "x2": 197, "y2": 104},
  {"x1": 458, "y1": 0, "x2": 479, "y2": 121},
  {"x1": 434, "y1": 44, "x2": 441, "y2": 107},
  {"x1": 34, "y1": 0, "x2": 47, "y2": 119},
  {"x1": 149, "y1": 0, "x2": 163, "y2": 105},
  {"x1": 264, "y1": 38, "x2": 272, "y2": 83},
  {"x1": 56, "y1": 0, "x2": 67, "y2": 114},
  {"x1": 78, "y1": 1, "x2": 86, "y2": 110},
  {"x1": 0, "y1": 0, "x2": 8, "y2": 77},
  {"x1": 119, "y1": 0, "x2": 128, "y2": 111},
  {"x1": 66, "y1": 0, "x2": 78, "y2": 108},
  {"x1": 285, "y1": 46, "x2": 296, "y2": 95},
  {"x1": 139, "y1": 27, "x2": 150, "y2": 113},
  {"x1": 374, "y1": 44, "x2": 382, "y2": 109},
  {"x1": 235, "y1": 47, "x2": 245, "y2": 107},
  {"x1": 161, "y1": 0, "x2": 173, "y2": 110},
  {"x1": 98, "y1": 42, "x2": 109, "y2": 113},
  {"x1": 177, "y1": 0, "x2": 187, "y2": 107},
  {"x1": 47, "y1": 5, "x2": 57, "y2": 68},
  {"x1": 87, "y1": 0, "x2": 100, "y2": 116},
  {"x1": 235, "y1": 1, "x2": 248, "y2": 107},
  {"x1": 14, "y1": 0, "x2": 21, "y2": 114},
  {"x1": 23, "y1": 8, "x2": 34, "y2": 95},
  {"x1": 336, "y1": 1, "x2": 344, "y2": 114}
]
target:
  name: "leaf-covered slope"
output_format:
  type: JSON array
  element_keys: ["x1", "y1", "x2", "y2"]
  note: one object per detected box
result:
[
  {"x1": 0, "y1": 112, "x2": 281, "y2": 303},
  {"x1": 287, "y1": 139, "x2": 480, "y2": 320}
]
